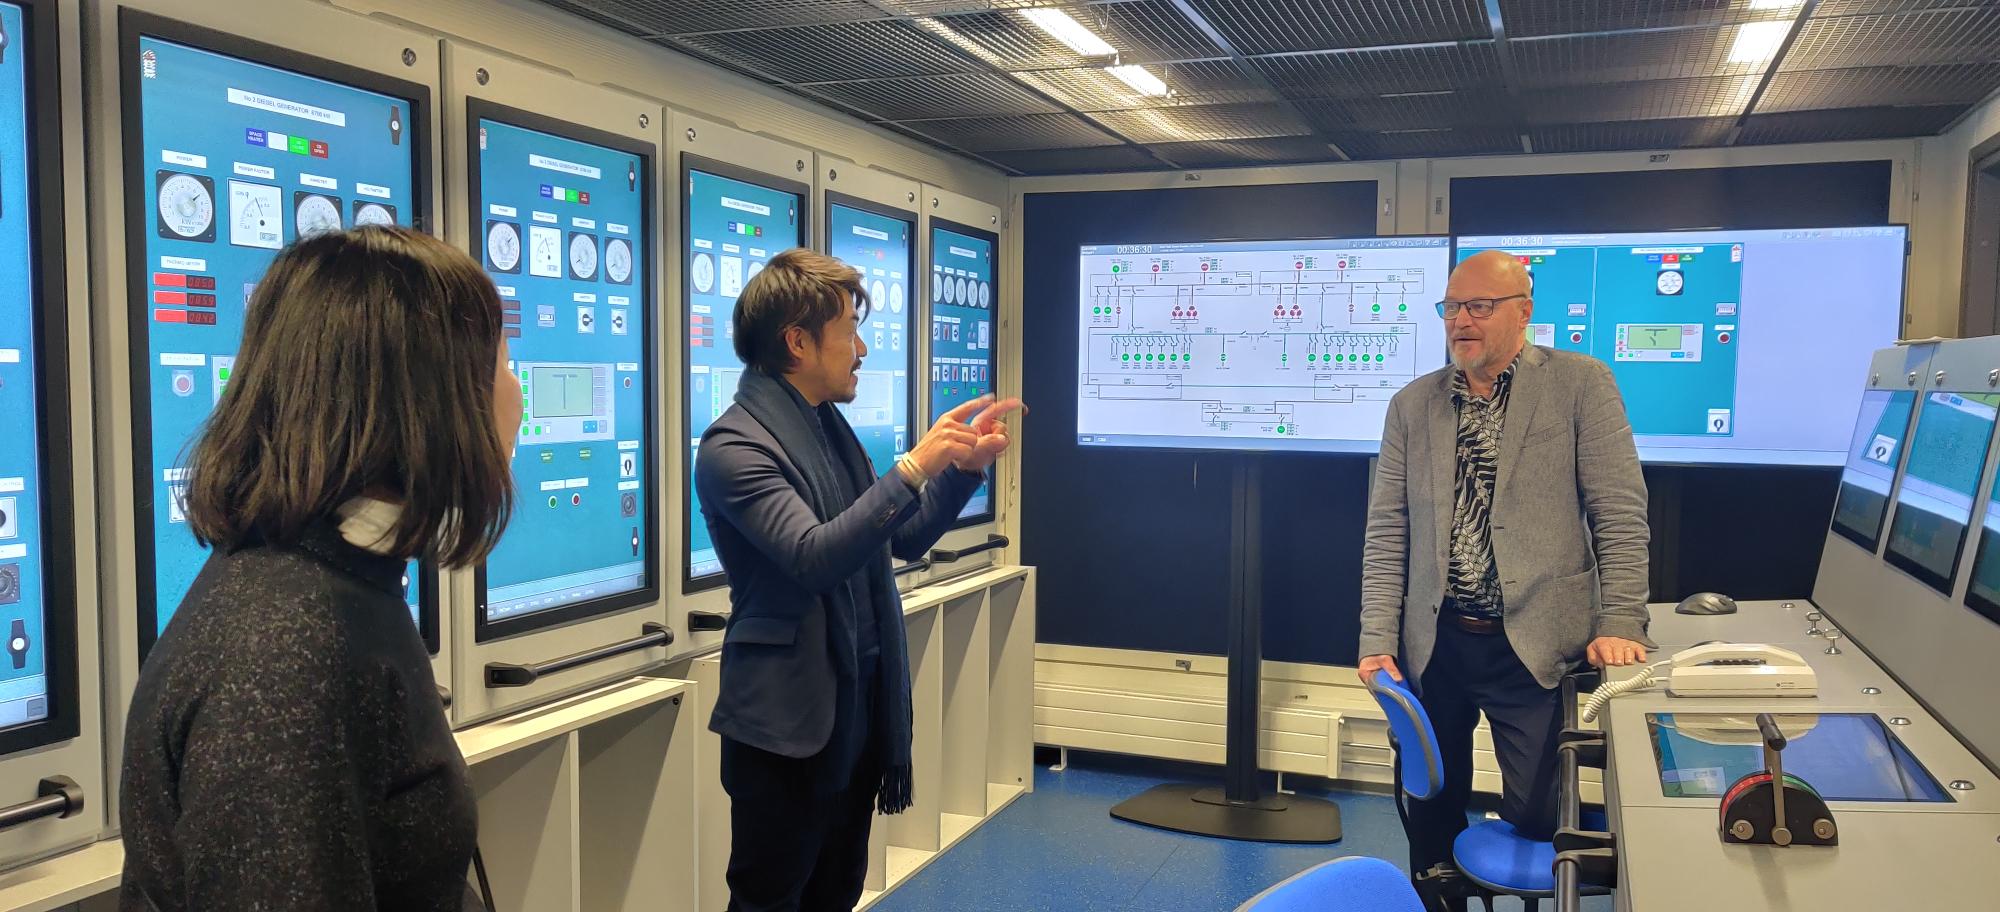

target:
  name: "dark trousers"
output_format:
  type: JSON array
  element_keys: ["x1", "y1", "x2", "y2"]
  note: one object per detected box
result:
[
  {"x1": 1402, "y1": 613, "x2": 1564, "y2": 877},
  {"x1": 720, "y1": 736, "x2": 881, "y2": 912}
]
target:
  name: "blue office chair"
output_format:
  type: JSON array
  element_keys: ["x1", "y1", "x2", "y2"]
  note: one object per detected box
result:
[
  {"x1": 1234, "y1": 856, "x2": 1424, "y2": 912},
  {"x1": 1367, "y1": 670, "x2": 1608, "y2": 911}
]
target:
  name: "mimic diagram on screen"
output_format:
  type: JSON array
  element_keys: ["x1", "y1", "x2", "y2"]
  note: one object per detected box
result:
[
  {"x1": 1077, "y1": 244, "x2": 1447, "y2": 443},
  {"x1": 1483, "y1": 243, "x2": 1744, "y2": 437}
]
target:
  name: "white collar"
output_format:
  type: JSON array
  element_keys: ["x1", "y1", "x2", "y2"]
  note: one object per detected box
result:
[{"x1": 335, "y1": 496, "x2": 403, "y2": 556}]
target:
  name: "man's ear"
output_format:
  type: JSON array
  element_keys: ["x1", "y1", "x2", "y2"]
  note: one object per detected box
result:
[
  {"x1": 1519, "y1": 295, "x2": 1534, "y2": 324},
  {"x1": 783, "y1": 324, "x2": 811, "y2": 366}
]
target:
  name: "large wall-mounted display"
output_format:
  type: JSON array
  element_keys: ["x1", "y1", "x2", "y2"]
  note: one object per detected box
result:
[
  {"x1": 682, "y1": 157, "x2": 806, "y2": 590},
  {"x1": 1455, "y1": 226, "x2": 1907, "y2": 466},
  {"x1": 1075, "y1": 236, "x2": 1450, "y2": 454},
  {"x1": 121, "y1": 14, "x2": 430, "y2": 656},
  {"x1": 0, "y1": 0, "x2": 78, "y2": 757},
  {"x1": 929, "y1": 219, "x2": 997, "y2": 524},
  {"x1": 826, "y1": 194, "x2": 914, "y2": 482},
  {"x1": 468, "y1": 101, "x2": 655, "y2": 640}
]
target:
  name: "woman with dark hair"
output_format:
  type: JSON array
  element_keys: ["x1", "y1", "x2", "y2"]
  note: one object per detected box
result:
[{"x1": 118, "y1": 226, "x2": 521, "y2": 911}]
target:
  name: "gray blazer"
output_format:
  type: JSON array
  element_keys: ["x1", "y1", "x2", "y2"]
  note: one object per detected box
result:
[{"x1": 1359, "y1": 345, "x2": 1654, "y2": 689}]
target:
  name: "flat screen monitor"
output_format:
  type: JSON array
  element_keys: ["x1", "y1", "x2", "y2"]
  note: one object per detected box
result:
[
  {"x1": 826, "y1": 195, "x2": 914, "y2": 483},
  {"x1": 1, "y1": 0, "x2": 79, "y2": 753},
  {"x1": 930, "y1": 220, "x2": 997, "y2": 522},
  {"x1": 1963, "y1": 463, "x2": 2000, "y2": 627},
  {"x1": 122, "y1": 14, "x2": 429, "y2": 656},
  {"x1": 683, "y1": 157, "x2": 806, "y2": 590},
  {"x1": 1454, "y1": 226, "x2": 1907, "y2": 465},
  {"x1": 1074, "y1": 237, "x2": 1450, "y2": 453},
  {"x1": 1883, "y1": 390, "x2": 2000, "y2": 594},
  {"x1": 1647, "y1": 712, "x2": 1948, "y2": 802},
  {"x1": 1829, "y1": 388, "x2": 1919, "y2": 553},
  {"x1": 468, "y1": 103, "x2": 656, "y2": 640}
]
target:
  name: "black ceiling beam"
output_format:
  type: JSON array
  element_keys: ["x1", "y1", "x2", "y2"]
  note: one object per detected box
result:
[
  {"x1": 1726, "y1": 0, "x2": 1822, "y2": 145},
  {"x1": 844, "y1": 0, "x2": 1187, "y2": 170},
  {"x1": 1481, "y1": 0, "x2": 1533, "y2": 154},
  {"x1": 1161, "y1": 0, "x2": 1351, "y2": 161}
]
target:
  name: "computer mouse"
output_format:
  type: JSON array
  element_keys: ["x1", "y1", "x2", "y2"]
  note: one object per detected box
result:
[{"x1": 1676, "y1": 592, "x2": 1738, "y2": 615}]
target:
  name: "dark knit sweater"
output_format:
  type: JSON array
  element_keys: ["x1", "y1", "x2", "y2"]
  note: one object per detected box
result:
[{"x1": 118, "y1": 523, "x2": 475, "y2": 911}]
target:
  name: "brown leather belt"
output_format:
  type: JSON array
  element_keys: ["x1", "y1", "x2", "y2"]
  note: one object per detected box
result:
[{"x1": 1452, "y1": 613, "x2": 1504, "y2": 635}]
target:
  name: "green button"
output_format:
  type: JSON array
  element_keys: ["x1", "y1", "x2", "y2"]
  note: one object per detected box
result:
[
  {"x1": 1398, "y1": 304, "x2": 1408, "y2": 312},
  {"x1": 1372, "y1": 304, "x2": 1381, "y2": 312},
  {"x1": 1376, "y1": 354, "x2": 1385, "y2": 362},
  {"x1": 547, "y1": 496, "x2": 558, "y2": 508},
  {"x1": 1276, "y1": 425, "x2": 1287, "y2": 434},
  {"x1": 288, "y1": 136, "x2": 311, "y2": 155},
  {"x1": 1122, "y1": 354, "x2": 1130, "y2": 361},
  {"x1": 1336, "y1": 354, "x2": 1345, "y2": 362},
  {"x1": 1308, "y1": 354, "x2": 1316, "y2": 362}
]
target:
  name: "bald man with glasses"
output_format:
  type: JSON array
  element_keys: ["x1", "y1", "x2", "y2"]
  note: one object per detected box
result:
[{"x1": 1358, "y1": 250, "x2": 1654, "y2": 891}]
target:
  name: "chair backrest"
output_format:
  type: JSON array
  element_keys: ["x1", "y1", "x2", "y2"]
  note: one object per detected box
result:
[
  {"x1": 1366, "y1": 669, "x2": 1445, "y2": 801},
  {"x1": 1233, "y1": 856, "x2": 1424, "y2": 912}
]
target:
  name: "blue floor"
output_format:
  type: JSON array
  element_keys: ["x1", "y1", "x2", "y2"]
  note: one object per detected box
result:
[{"x1": 871, "y1": 752, "x2": 1616, "y2": 912}]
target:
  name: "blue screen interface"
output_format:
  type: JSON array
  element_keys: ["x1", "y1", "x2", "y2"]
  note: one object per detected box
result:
[
  {"x1": 0, "y1": 0, "x2": 50, "y2": 732},
  {"x1": 929, "y1": 226, "x2": 994, "y2": 521},
  {"x1": 828, "y1": 202, "x2": 912, "y2": 481},
  {"x1": 476, "y1": 118, "x2": 649, "y2": 623},
  {"x1": 133, "y1": 35, "x2": 419, "y2": 640},
  {"x1": 685, "y1": 168, "x2": 802, "y2": 583},
  {"x1": 1830, "y1": 389, "x2": 1917, "y2": 551},
  {"x1": 1455, "y1": 227, "x2": 1905, "y2": 466},
  {"x1": 1885, "y1": 391, "x2": 2000, "y2": 590},
  {"x1": 1648, "y1": 713, "x2": 1947, "y2": 802}
]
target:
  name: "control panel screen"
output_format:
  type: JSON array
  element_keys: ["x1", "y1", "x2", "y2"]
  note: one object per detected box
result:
[
  {"x1": 827, "y1": 199, "x2": 913, "y2": 484},
  {"x1": 1647, "y1": 712, "x2": 1947, "y2": 803},
  {"x1": 1076, "y1": 237, "x2": 1450, "y2": 453},
  {"x1": 684, "y1": 164, "x2": 803, "y2": 587},
  {"x1": 472, "y1": 110, "x2": 652, "y2": 635},
  {"x1": 1883, "y1": 391, "x2": 2000, "y2": 594},
  {"x1": 1830, "y1": 389, "x2": 1918, "y2": 553},
  {"x1": 1455, "y1": 226, "x2": 1906, "y2": 465},
  {"x1": 930, "y1": 223, "x2": 995, "y2": 522},
  {"x1": 0, "y1": 0, "x2": 51, "y2": 734},
  {"x1": 127, "y1": 27, "x2": 423, "y2": 650},
  {"x1": 1963, "y1": 460, "x2": 2000, "y2": 625}
]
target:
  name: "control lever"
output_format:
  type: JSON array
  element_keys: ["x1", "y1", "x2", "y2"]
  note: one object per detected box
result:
[
  {"x1": 486, "y1": 622, "x2": 672, "y2": 688},
  {"x1": 930, "y1": 533, "x2": 1008, "y2": 564},
  {"x1": 688, "y1": 611, "x2": 728, "y2": 632}
]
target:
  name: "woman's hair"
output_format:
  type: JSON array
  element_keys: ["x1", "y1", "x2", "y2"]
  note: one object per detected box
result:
[
  {"x1": 183, "y1": 225, "x2": 513, "y2": 566},
  {"x1": 733, "y1": 247, "x2": 871, "y2": 374}
]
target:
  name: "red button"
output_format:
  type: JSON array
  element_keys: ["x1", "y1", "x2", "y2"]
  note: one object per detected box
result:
[
  {"x1": 154, "y1": 290, "x2": 186, "y2": 306},
  {"x1": 1570, "y1": 332, "x2": 1583, "y2": 343},
  {"x1": 309, "y1": 140, "x2": 329, "y2": 158},
  {"x1": 153, "y1": 272, "x2": 187, "y2": 288},
  {"x1": 571, "y1": 494, "x2": 582, "y2": 506},
  {"x1": 578, "y1": 191, "x2": 590, "y2": 205},
  {"x1": 1718, "y1": 332, "x2": 1731, "y2": 344},
  {"x1": 154, "y1": 308, "x2": 187, "y2": 323}
]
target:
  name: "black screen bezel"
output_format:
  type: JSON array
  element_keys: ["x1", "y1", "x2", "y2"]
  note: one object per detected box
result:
[
  {"x1": 680, "y1": 153, "x2": 811, "y2": 595},
  {"x1": 0, "y1": 0, "x2": 82, "y2": 756},
  {"x1": 928, "y1": 216, "x2": 1002, "y2": 530},
  {"x1": 822, "y1": 189, "x2": 919, "y2": 491},
  {"x1": 465, "y1": 97, "x2": 661, "y2": 644},
  {"x1": 1881, "y1": 391, "x2": 1999, "y2": 596},
  {"x1": 1829, "y1": 388, "x2": 1919, "y2": 554},
  {"x1": 121, "y1": 10, "x2": 437, "y2": 662}
]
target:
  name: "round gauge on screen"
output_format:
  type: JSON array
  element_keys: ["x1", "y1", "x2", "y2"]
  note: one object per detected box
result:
[
  {"x1": 870, "y1": 280, "x2": 888, "y2": 312},
  {"x1": 932, "y1": 274, "x2": 944, "y2": 302},
  {"x1": 569, "y1": 234, "x2": 599, "y2": 280},
  {"x1": 889, "y1": 282, "x2": 904, "y2": 313},
  {"x1": 747, "y1": 261, "x2": 766, "y2": 282},
  {"x1": 979, "y1": 281, "x2": 991, "y2": 308},
  {"x1": 1656, "y1": 270, "x2": 1684, "y2": 295},
  {"x1": 604, "y1": 238, "x2": 634, "y2": 284},
  {"x1": 295, "y1": 194, "x2": 342, "y2": 238},
  {"x1": 157, "y1": 173, "x2": 214, "y2": 239},
  {"x1": 692, "y1": 251, "x2": 716, "y2": 294},
  {"x1": 487, "y1": 221, "x2": 521, "y2": 273},
  {"x1": 956, "y1": 277, "x2": 969, "y2": 305},
  {"x1": 354, "y1": 202, "x2": 396, "y2": 227},
  {"x1": 941, "y1": 276, "x2": 956, "y2": 305}
]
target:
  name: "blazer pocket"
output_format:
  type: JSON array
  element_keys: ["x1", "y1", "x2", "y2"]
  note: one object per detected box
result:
[
  {"x1": 725, "y1": 616, "x2": 799, "y2": 646},
  {"x1": 1521, "y1": 422, "x2": 1572, "y2": 450}
]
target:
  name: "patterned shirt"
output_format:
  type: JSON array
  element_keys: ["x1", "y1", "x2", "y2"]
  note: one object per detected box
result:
[{"x1": 1447, "y1": 359, "x2": 1517, "y2": 619}]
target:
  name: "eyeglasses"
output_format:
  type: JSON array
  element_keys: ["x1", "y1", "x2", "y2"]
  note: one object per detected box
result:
[{"x1": 1435, "y1": 294, "x2": 1528, "y2": 319}]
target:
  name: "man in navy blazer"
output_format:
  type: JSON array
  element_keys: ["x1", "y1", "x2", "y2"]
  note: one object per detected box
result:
[{"x1": 696, "y1": 248, "x2": 1022, "y2": 912}]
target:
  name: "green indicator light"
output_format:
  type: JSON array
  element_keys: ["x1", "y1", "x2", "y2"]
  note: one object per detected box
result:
[
  {"x1": 1399, "y1": 304, "x2": 1408, "y2": 312},
  {"x1": 1377, "y1": 354, "x2": 1385, "y2": 362},
  {"x1": 1122, "y1": 354, "x2": 1130, "y2": 361},
  {"x1": 1308, "y1": 354, "x2": 1316, "y2": 362},
  {"x1": 1146, "y1": 354, "x2": 1153, "y2": 361},
  {"x1": 1221, "y1": 354, "x2": 1227, "y2": 361},
  {"x1": 1281, "y1": 354, "x2": 1288, "y2": 361},
  {"x1": 547, "y1": 496, "x2": 558, "y2": 508},
  {"x1": 1277, "y1": 425, "x2": 1287, "y2": 434},
  {"x1": 1111, "y1": 265, "x2": 1121, "y2": 273},
  {"x1": 1336, "y1": 354, "x2": 1345, "y2": 362},
  {"x1": 1372, "y1": 304, "x2": 1381, "y2": 313}
]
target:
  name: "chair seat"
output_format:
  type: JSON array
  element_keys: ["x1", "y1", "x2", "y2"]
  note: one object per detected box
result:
[{"x1": 1452, "y1": 811, "x2": 1610, "y2": 896}]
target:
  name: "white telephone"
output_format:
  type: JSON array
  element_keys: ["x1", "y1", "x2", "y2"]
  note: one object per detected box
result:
[
  {"x1": 1663, "y1": 643, "x2": 1817, "y2": 697},
  {"x1": 1582, "y1": 643, "x2": 1818, "y2": 721}
]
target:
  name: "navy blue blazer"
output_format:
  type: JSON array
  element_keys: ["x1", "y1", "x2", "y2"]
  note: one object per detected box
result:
[{"x1": 696, "y1": 403, "x2": 981, "y2": 759}]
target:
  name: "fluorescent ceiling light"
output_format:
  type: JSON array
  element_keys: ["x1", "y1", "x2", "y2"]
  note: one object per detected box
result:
[
  {"x1": 1746, "y1": 0, "x2": 1802, "y2": 9},
  {"x1": 1107, "y1": 64, "x2": 1170, "y2": 98},
  {"x1": 1021, "y1": 8, "x2": 1117, "y2": 58},
  {"x1": 1729, "y1": 20, "x2": 1790, "y2": 63}
]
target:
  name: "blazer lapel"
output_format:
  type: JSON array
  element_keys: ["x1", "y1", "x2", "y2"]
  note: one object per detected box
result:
[
  {"x1": 1495, "y1": 346, "x2": 1546, "y2": 496},
  {"x1": 1427, "y1": 376, "x2": 1456, "y2": 579}
]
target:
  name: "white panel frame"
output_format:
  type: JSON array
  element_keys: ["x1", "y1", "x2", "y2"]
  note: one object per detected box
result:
[
  {"x1": 442, "y1": 41, "x2": 671, "y2": 726},
  {"x1": 0, "y1": 0, "x2": 106, "y2": 872},
  {"x1": 84, "y1": 0, "x2": 446, "y2": 831},
  {"x1": 668, "y1": 115, "x2": 817, "y2": 654}
]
